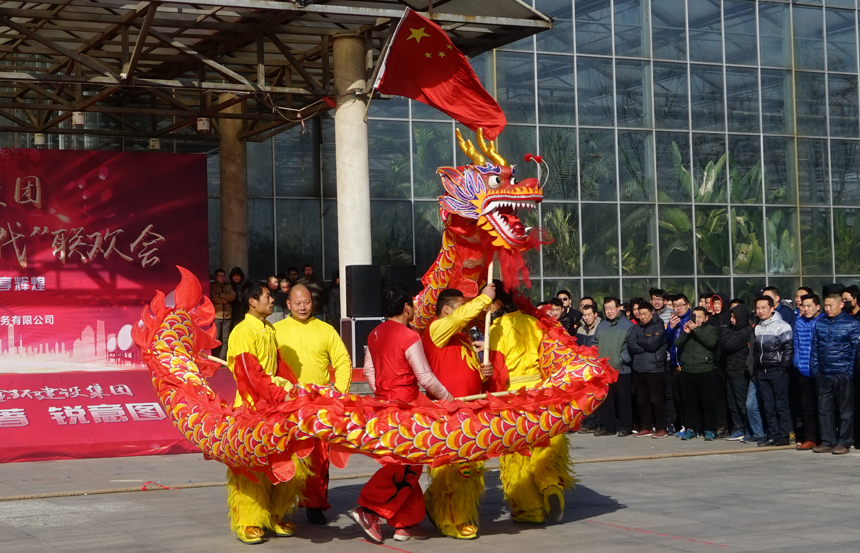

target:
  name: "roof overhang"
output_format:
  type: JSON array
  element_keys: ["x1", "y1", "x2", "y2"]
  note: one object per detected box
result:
[{"x1": 0, "y1": 0, "x2": 551, "y2": 143}]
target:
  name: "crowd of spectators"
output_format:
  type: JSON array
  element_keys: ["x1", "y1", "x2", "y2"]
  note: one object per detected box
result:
[{"x1": 553, "y1": 285, "x2": 860, "y2": 454}]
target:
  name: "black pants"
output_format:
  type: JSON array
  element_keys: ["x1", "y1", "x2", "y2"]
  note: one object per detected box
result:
[
  {"x1": 679, "y1": 371, "x2": 717, "y2": 434},
  {"x1": 634, "y1": 372, "x2": 666, "y2": 431},
  {"x1": 796, "y1": 373, "x2": 820, "y2": 444},
  {"x1": 666, "y1": 367, "x2": 684, "y2": 428},
  {"x1": 598, "y1": 373, "x2": 633, "y2": 434},
  {"x1": 817, "y1": 373, "x2": 854, "y2": 448},
  {"x1": 726, "y1": 375, "x2": 749, "y2": 434},
  {"x1": 756, "y1": 369, "x2": 792, "y2": 440},
  {"x1": 713, "y1": 366, "x2": 728, "y2": 429}
]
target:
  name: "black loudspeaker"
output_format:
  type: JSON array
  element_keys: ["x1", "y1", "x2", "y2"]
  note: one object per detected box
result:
[
  {"x1": 381, "y1": 265, "x2": 419, "y2": 296},
  {"x1": 823, "y1": 283, "x2": 845, "y2": 297},
  {"x1": 340, "y1": 317, "x2": 384, "y2": 368},
  {"x1": 345, "y1": 265, "x2": 383, "y2": 317}
]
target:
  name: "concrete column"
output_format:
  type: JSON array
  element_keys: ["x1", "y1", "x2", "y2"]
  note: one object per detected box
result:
[
  {"x1": 332, "y1": 34, "x2": 372, "y2": 317},
  {"x1": 219, "y1": 93, "x2": 248, "y2": 275}
]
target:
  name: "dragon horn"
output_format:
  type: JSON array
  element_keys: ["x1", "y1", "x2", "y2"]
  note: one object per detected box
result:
[
  {"x1": 456, "y1": 128, "x2": 486, "y2": 166},
  {"x1": 476, "y1": 128, "x2": 507, "y2": 166}
]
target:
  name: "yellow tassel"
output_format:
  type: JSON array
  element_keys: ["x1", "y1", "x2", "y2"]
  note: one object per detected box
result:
[
  {"x1": 500, "y1": 435, "x2": 576, "y2": 522},
  {"x1": 424, "y1": 461, "x2": 485, "y2": 537}
]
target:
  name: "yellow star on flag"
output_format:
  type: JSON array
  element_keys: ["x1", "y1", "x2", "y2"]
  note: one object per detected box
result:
[
  {"x1": 424, "y1": 52, "x2": 432, "y2": 58},
  {"x1": 438, "y1": 51, "x2": 446, "y2": 58},
  {"x1": 407, "y1": 27, "x2": 431, "y2": 43},
  {"x1": 447, "y1": 44, "x2": 453, "y2": 50}
]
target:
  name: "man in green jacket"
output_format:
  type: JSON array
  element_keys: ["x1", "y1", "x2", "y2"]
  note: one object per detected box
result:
[{"x1": 674, "y1": 306, "x2": 719, "y2": 441}]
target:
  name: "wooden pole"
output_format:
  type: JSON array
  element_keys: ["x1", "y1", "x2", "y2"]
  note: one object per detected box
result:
[
  {"x1": 204, "y1": 354, "x2": 227, "y2": 366},
  {"x1": 483, "y1": 259, "x2": 495, "y2": 363}
]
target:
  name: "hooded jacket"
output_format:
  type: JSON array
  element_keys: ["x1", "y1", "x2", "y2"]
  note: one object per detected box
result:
[
  {"x1": 793, "y1": 312, "x2": 823, "y2": 378},
  {"x1": 674, "y1": 320, "x2": 719, "y2": 373},
  {"x1": 626, "y1": 317, "x2": 667, "y2": 374},
  {"x1": 708, "y1": 293, "x2": 732, "y2": 331},
  {"x1": 594, "y1": 313, "x2": 633, "y2": 374},
  {"x1": 719, "y1": 304, "x2": 753, "y2": 379},
  {"x1": 810, "y1": 312, "x2": 860, "y2": 377},
  {"x1": 753, "y1": 314, "x2": 793, "y2": 372}
]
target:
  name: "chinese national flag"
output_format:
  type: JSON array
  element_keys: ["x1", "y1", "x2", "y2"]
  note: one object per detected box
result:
[{"x1": 373, "y1": 9, "x2": 506, "y2": 140}]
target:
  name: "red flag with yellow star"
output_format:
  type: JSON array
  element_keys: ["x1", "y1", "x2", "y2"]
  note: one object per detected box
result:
[{"x1": 373, "y1": 9, "x2": 506, "y2": 140}]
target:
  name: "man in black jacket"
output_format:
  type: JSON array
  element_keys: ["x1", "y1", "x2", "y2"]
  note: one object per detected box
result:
[
  {"x1": 719, "y1": 304, "x2": 753, "y2": 441},
  {"x1": 556, "y1": 290, "x2": 582, "y2": 335},
  {"x1": 627, "y1": 302, "x2": 668, "y2": 438}
]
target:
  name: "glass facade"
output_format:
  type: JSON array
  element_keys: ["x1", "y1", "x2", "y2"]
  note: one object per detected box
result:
[{"x1": 214, "y1": 0, "x2": 860, "y2": 305}]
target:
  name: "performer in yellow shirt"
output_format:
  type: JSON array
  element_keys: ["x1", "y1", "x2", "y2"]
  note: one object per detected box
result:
[
  {"x1": 486, "y1": 283, "x2": 574, "y2": 525},
  {"x1": 273, "y1": 284, "x2": 352, "y2": 525},
  {"x1": 225, "y1": 282, "x2": 309, "y2": 545}
]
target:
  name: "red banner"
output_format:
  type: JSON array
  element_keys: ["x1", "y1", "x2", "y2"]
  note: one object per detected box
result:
[{"x1": 0, "y1": 148, "x2": 210, "y2": 462}]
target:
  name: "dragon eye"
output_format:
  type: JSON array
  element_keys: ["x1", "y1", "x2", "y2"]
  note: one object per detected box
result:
[
  {"x1": 510, "y1": 177, "x2": 516, "y2": 185},
  {"x1": 488, "y1": 175, "x2": 503, "y2": 189}
]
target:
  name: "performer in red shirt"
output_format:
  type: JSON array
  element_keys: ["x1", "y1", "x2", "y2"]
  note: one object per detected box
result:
[
  {"x1": 421, "y1": 283, "x2": 495, "y2": 539},
  {"x1": 349, "y1": 286, "x2": 454, "y2": 543}
]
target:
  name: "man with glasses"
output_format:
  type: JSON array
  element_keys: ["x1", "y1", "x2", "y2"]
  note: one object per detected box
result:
[
  {"x1": 556, "y1": 290, "x2": 581, "y2": 336},
  {"x1": 667, "y1": 295, "x2": 693, "y2": 434}
]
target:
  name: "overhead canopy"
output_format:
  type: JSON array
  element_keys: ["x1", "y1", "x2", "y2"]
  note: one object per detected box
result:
[{"x1": 0, "y1": 0, "x2": 551, "y2": 143}]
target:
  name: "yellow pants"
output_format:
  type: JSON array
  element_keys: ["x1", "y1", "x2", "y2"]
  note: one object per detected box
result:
[
  {"x1": 424, "y1": 461, "x2": 485, "y2": 538},
  {"x1": 226, "y1": 455, "x2": 309, "y2": 535},
  {"x1": 499, "y1": 434, "x2": 575, "y2": 523}
]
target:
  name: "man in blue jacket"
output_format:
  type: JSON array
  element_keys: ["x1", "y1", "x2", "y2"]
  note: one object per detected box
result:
[
  {"x1": 666, "y1": 294, "x2": 692, "y2": 434},
  {"x1": 763, "y1": 286, "x2": 796, "y2": 328},
  {"x1": 793, "y1": 294, "x2": 823, "y2": 450},
  {"x1": 811, "y1": 293, "x2": 860, "y2": 454}
]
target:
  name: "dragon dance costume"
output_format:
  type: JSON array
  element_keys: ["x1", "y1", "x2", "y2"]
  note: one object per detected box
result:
[
  {"x1": 225, "y1": 313, "x2": 309, "y2": 544},
  {"x1": 273, "y1": 315, "x2": 352, "y2": 515},
  {"x1": 421, "y1": 293, "x2": 492, "y2": 539},
  {"x1": 488, "y1": 310, "x2": 575, "y2": 524}
]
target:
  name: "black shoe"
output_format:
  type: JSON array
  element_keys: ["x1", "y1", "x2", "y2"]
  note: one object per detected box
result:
[
  {"x1": 593, "y1": 428, "x2": 611, "y2": 437},
  {"x1": 772, "y1": 438, "x2": 790, "y2": 447},
  {"x1": 617, "y1": 431, "x2": 631, "y2": 437},
  {"x1": 757, "y1": 438, "x2": 776, "y2": 447},
  {"x1": 716, "y1": 427, "x2": 729, "y2": 439},
  {"x1": 306, "y1": 508, "x2": 328, "y2": 525}
]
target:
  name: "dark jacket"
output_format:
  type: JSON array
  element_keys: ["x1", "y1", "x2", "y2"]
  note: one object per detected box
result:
[
  {"x1": 753, "y1": 315, "x2": 793, "y2": 372},
  {"x1": 626, "y1": 318, "x2": 667, "y2": 374},
  {"x1": 558, "y1": 307, "x2": 582, "y2": 336},
  {"x1": 575, "y1": 316, "x2": 601, "y2": 347},
  {"x1": 793, "y1": 313, "x2": 823, "y2": 378},
  {"x1": 708, "y1": 293, "x2": 731, "y2": 331},
  {"x1": 777, "y1": 303, "x2": 796, "y2": 328},
  {"x1": 667, "y1": 309, "x2": 692, "y2": 369},
  {"x1": 720, "y1": 305, "x2": 753, "y2": 379},
  {"x1": 595, "y1": 314, "x2": 633, "y2": 374},
  {"x1": 810, "y1": 312, "x2": 860, "y2": 377},
  {"x1": 674, "y1": 323, "x2": 719, "y2": 373}
]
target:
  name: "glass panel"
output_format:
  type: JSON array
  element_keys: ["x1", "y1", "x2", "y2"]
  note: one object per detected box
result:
[
  {"x1": 835, "y1": 208, "x2": 860, "y2": 274},
  {"x1": 577, "y1": 56, "x2": 615, "y2": 127},
  {"x1": 496, "y1": 126, "x2": 538, "y2": 181},
  {"x1": 620, "y1": 203, "x2": 658, "y2": 276},
  {"x1": 723, "y1": 0, "x2": 758, "y2": 66},
  {"x1": 793, "y1": 6, "x2": 826, "y2": 71},
  {"x1": 656, "y1": 131, "x2": 690, "y2": 202},
  {"x1": 537, "y1": 54, "x2": 576, "y2": 125},
  {"x1": 623, "y1": 278, "x2": 658, "y2": 302},
  {"x1": 579, "y1": 128, "x2": 617, "y2": 201},
  {"x1": 827, "y1": 8, "x2": 858, "y2": 73},
  {"x1": 687, "y1": 0, "x2": 723, "y2": 63},
  {"x1": 765, "y1": 206, "x2": 800, "y2": 275},
  {"x1": 800, "y1": 207, "x2": 832, "y2": 275},
  {"x1": 575, "y1": 0, "x2": 612, "y2": 55},
  {"x1": 207, "y1": 154, "x2": 220, "y2": 196},
  {"x1": 208, "y1": 197, "x2": 221, "y2": 273},
  {"x1": 582, "y1": 279, "x2": 621, "y2": 307},
  {"x1": 728, "y1": 134, "x2": 763, "y2": 204},
  {"x1": 247, "y1": 139, "x2": 273, "y2": 197},
  {"x1": 321, "y1": 114, "x2": 337, "y2": 198},
  {"x1": 540, "y1": 127, "x2": 578, "y2": 200},
  {"x1": 618, "y1": 130, "x2": 656, "y2": 201},
  {"x1": 653, "y1": 62, "x2": 689, "y2": 130},
  {"x1": 689, "y1": 65, "x2": 725, "y2": 132},
  {"x1": 370, "y1": 200, "x2": 413, "y2": 265},
  {"x1": 368, "y1": 119, "x2": 410, "y2": 198},
  {"x1": 831, "y1": 140, "x2": 860, "y2": 206},
  {"x1": 414, "y1": 201, "x2": 444, "y2": 275},
  {"x1": 652, "y1": 0, "x2": 687, "y2": 61},
  {"x1": 829, "y1": 74, "x2": 860, "y2": 138},
  {"x1": 496, "y1": 51, "x2": 537, "y2": 124},
  {"x1": 536, "y1": 0, "x2": 574, "y2": 53},
  {"x1": 544, "y1": 279, "x2": 582, "y2": 301},
  {"x1": 725, "y1": 67, "x2": 759, "y2": 133},
  {"x1": 698, "y1": 277, "x2": 731, "y2": 297},
  {"x1": 412, "y1": 121, "x2": 453, "y2": 199},
  {"x1": 248, "y1": 198, "x2": 274, "y2": 279},
  {"x1": 763, "y1": 136, "x2": 797, "y2": 204},
  {"x1": 731, "y1": 206, "x2": 766, "y2": 275},
  {"x1": 581, "y1": 203, "x2": 619, "y2": 276},
  {"x1": 733, "y1": 277, "x2": 763, "y2": 307},
  {"x1": 662, "y1": 278, "x2": 696, "y2": 301},
  {"x1": 692, "y1": 133, "x2": 728, "y2": 203},
  {"x1": 659, "y1": 204, "x2": 695, "y2": 275},
  {"x1": 275, "y1": 124, "x2": 318, "y2": 197},
  {"x1": 796, "y1": 138, "x2": 830, "y2": 205},
  {"x1": 368, "y1": 96, "x2": 408, "y2": 118},
  {"x1": 323, "y1": 200, "x2": 338, "y2": 282},
  {"x1": 276, "y1": 199, "x2": 322, "y2": 274},
  {"x1": 541, "y1": 203, "x2": 582, "y2": 277},
  {"x1": 759, "y1": 3, "x2": 792, "y2": 69},
  {"x1": 616, "y1": 59, "x2": 651, "y2": 128},
  {"x1": 696, "y1": 206, "x2": 730, "y2": 275},
  {"x1": 795, "y1": 72, "x2": 828, "y2": 136},
  {"x1": 827, "y1": 0, "x2": 855, "y2": 7},
  {"x1": 470, "y1": 51, "x2": 493, "y2": 92},
  {"x1": 760, "y1": 70, "x2": 793, "y2": 135},
  {"x1": 614, "y1": 0, "x2": 651, "y2": 58}
]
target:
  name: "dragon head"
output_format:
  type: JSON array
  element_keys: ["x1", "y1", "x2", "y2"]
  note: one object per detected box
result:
[{"x1": 437, "y1": 128, "x2": 543, "y2": 251}]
